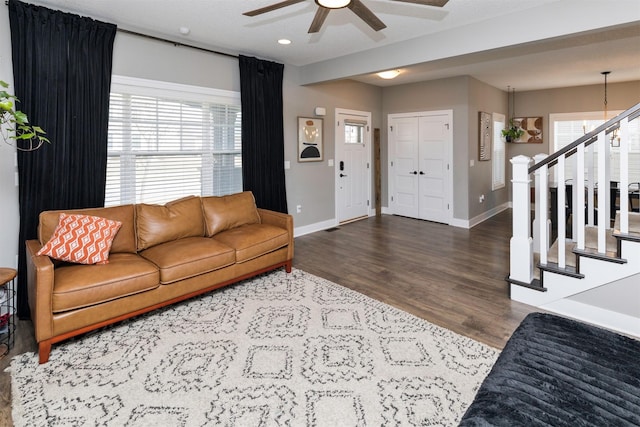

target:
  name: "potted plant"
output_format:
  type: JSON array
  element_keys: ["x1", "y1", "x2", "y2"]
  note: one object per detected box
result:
[
  {"x1": 501, "y1": 119, "x2": 524, "y2": 143},
  {"x1": 1, "y1": 80, "x2": 49, "y2": 151}
]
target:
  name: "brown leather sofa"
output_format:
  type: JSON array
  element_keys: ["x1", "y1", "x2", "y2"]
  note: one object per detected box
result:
[{"x1": 25, "y1": 191, "x2": 293, "y2": 363}]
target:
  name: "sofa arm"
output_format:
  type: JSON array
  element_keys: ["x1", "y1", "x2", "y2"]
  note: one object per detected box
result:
[
  {"x1": 258, "y1": 208, "x2": 294, "y2": 260},
  {"x1": 25, "y1": 239, "x2": 55, "y2": 342}
]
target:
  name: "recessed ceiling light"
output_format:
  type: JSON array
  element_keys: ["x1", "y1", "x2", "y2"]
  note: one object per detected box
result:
[
  {"x1": 377, "y1": 69, "x2": 401, "y2": 79},
  {"x1": 179, "y1": 27, "x2": 190, "y2": 35},
  {"x1": 278, "y1": 39, "x2": 292, "y2": 45}
]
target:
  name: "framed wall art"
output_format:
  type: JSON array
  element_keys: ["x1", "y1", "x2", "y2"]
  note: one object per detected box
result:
[
  {"x1": 511, "y1": 116, "x2": 543, "y2": 143},
  {"x1": 298, "y1": 117, "x2": 323, "y2": 162},
  {"x1": 479, "y1": 111, "x2": 492, "y2": 161}
]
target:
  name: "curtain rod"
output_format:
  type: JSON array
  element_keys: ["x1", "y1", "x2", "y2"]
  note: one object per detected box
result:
[
  {"x1": 3, "y1": 1, "x2": 238, "y2": 60},
  {"x1": 117, "y1": 28, "x2": 238, "y2": 60}
]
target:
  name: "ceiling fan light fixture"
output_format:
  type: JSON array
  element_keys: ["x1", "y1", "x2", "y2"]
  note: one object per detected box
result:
[
  {"x1": 316, "y1": 0, "x2": 351, "y2": 9},
  {"x1": 377, "y1": 69, "x2": 401, "y2": 79}
]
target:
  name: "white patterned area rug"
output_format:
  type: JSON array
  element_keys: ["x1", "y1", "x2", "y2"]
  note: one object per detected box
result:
[{"x1": 10, "y1": 269, "x2": 499, "y2": 426}]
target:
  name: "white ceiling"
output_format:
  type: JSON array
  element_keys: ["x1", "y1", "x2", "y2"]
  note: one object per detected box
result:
[{"x1": 24, "y1": 0, "x2": 640, "y2": 91}]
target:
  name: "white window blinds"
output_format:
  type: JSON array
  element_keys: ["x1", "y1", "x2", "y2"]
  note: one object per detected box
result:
[{"x1": 106, "y1": 77, "x2": 242, "y2": 206}]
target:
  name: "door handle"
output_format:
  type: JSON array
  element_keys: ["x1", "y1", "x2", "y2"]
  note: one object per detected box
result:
[
  {"x1": 340, "y1": 173, "x2": 348, "y2": 177},
  {"x1": 410, "y1": 171, "x2": 418, "y2": 175},
  {"x1": 419, "y1": 171, "x2": 425, "y2": 175}
]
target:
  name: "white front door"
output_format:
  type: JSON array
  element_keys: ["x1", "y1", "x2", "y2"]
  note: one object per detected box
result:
[
  {"x1": 336, "y1": 109, "x2": 371, "y2": 223},
  {"x1": 389, "y1": 111, "x2": 452, "y2": 224}
]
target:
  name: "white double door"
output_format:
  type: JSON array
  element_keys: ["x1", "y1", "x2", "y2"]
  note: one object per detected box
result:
[{"x1": 389, "y1": 111, "x2": 452, "y2": 224}]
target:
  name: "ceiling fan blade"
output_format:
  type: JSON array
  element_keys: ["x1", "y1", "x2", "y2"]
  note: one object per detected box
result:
[
  {"x1": 391, "y1": 0, "x2": 449, "y2": 7},
  {"x1": 243, "y1": 0, "x2": 307, "y2": 17},
  {"x1": 308, "y1": 7, "x2": 330, "y2": 33},
  {"x1": 348, "y1": 0, "x2": 386, "y2": 31}
]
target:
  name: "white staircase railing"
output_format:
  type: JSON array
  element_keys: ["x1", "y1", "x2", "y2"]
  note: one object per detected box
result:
[{"x1": 509, "y1": 103, "x2": 640, "y2": 288}]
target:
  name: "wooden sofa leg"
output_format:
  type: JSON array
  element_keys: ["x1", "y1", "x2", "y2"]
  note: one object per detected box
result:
[
  {"x1": 285, "y1": 261, "x2": 292, "y2": 273},
  {"x1": 38, "y1": 341, "x2": 52, "y2": 364}
]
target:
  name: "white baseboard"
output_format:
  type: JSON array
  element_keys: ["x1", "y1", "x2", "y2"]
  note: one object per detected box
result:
[
  {"x1": 295, "y1": 209, "x2": 389, "y2": 238},
  {"x1": 294, "y1": 218, "x2": 338, "y2": 237},
  {"x1": 468, "y1": 202, "x2": 510, "y2": 228},
  {"x1": 295, "y1": 203, "x2": 509, "y2": 236},
  {"x1": 542, "y1": 299, "x2": 640, "y2": 339},
  {"x1": 449, "y1": 218, "x2": 470, "y2": 228},
  {"x1": 370, "y1": 207, "x2": 393, "y2": 216},
  {"x1": 449, "y1": 202, "x2": 510, "y2": 229}
]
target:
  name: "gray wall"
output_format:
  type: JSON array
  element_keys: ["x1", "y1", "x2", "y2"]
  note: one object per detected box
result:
[
  {"x1": 505, "y1": 80, "x2": 640, "y2": 194},
  {"x1": 382, "y1": 76, "x2": 470, "y2": 220},
  {"x1": 116, "y1": 32, "x2": 384, "y2": 231},
  {"x1": 381, "y1": 76, "x2": 508, "y2": 222},
  {"x1": 113, "y1": 33, "x2": 240, "y2": 92},
  {"x1": 283, "y1": 75, "x2": 382, "y2": 227},
  {"x1": 467, "y1": 78, "x2": 510, "y2": 219}
]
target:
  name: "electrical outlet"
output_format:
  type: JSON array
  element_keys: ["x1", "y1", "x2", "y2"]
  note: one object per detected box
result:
[
  {"x1": 479, "y1": 194, "x2": 485, "y2": 203},
  {"x1": 296, "y1": 205, "x2": 302, "y2": 213}
]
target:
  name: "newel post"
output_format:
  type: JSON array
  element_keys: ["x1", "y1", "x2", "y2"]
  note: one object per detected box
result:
[{"x1": 510, "y1": 155, "x2": 534, "y2": 284}]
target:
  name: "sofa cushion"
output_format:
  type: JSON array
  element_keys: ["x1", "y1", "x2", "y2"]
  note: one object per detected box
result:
[
  {"x1": 37, "y1": 213, "x2": 122, "y2": 265},
  {"x1": 136, "y1": 196, "x2": 205, "y2": 251},
  {"x1": 39, "y1": 204, "x2": 136, "y2": 254},
  {"x1": 52, "y1": 253, "x2": 160, "y2": 313},
  {"x1": 139, "y1": 236, "x2": 236, "y2": 284},
  {"x1": 212, "y1": 223, "x2": 289, "y2": 263},
  {"x1": 202, "y1": 191, "x2": 260, "y2": 237}
]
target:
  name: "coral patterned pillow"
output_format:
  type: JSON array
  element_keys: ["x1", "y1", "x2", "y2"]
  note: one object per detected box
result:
[{"x1": 37, "y1": 213, "x2": 122, "y2": 265}]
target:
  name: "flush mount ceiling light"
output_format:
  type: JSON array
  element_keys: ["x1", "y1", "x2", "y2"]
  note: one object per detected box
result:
[
  {"x1": 316, "y1": 0, "x2": 351, "y2": 8},
  {"x1": 278, "y1": 38, "x2": 292, "y2": 45},
  {"x1": 377, "y1": 69, "x2": 401, "y2": 79}
]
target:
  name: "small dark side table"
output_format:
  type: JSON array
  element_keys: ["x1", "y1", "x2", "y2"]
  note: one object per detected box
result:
[{"x1": 0, "y1": 268, "x2": 17, "y2": 357}]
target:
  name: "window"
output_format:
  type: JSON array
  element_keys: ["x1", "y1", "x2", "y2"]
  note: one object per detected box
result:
[
  {"x1": 550, "y1": 111, "x2": 640, "y2": 185},
  {"x1": 106, "y1": 76, "x2": 242, "y2": 206},
  {"x1": 344, "y1": 119, "x2": 366, "y2": 144},
  {"x1": 492, "y1": 113, "x2": 506, "y2": 190}
]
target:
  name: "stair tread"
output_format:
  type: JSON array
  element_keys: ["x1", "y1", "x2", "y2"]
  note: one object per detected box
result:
[
  {"x1": 547, "y1": 224, "x2": 623, "y2": 267},
  {"x1": 547, "y1": 238, "x2": 578, "y2": 267},
  {"x1": 537, "y1": 261, "x2": 584, "y2": 278}
]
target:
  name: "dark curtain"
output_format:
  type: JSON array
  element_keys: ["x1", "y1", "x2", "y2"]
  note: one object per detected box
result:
[
  {"x1": 9, "y1": 0, "x2": 116, "y2": 318},
  {"x1": 239, "y1": 55, "x2": 288, "y2": 213}
]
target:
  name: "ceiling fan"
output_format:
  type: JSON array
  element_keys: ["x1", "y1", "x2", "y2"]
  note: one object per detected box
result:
[{"x1": 243, "y1": 0, "x2": 449, "y2": 34}]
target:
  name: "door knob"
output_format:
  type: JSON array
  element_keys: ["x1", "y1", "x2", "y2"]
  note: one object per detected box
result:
[
  {"x1": 410, "y1": 171, "x2": 418, "y2": 175},
  {"x1": 340, "y1": 173, "x2": 347, "y2": 177},
  {"x1": 419, "y1": 171, "x2": 425, "y2": 175}
]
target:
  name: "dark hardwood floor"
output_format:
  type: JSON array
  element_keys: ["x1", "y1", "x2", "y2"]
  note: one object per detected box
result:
[
  {"x1": 293, "y1": 209, "x2": 538, "y2": 349},
  {"x1": 0, "y1": 208, "x2": 539, "y2": 425}
]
